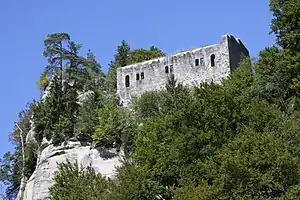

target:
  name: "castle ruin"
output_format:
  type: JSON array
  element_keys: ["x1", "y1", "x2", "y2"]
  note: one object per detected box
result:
[{"x1": 117, "y1": 35, "x2": 249, "y2": 105}]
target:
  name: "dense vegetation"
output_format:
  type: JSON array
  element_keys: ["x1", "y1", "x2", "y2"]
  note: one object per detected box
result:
[{"x1": 1, "y1": 0, "x2": 300, "y2": 199}]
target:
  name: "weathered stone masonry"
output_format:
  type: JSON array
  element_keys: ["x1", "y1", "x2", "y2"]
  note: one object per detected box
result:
[{"x1": 117, "y1": 35, "x2": 249, "y2": 105}]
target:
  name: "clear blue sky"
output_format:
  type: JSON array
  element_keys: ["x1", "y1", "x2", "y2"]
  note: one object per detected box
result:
[{"x1": 0, "y1": 1, "x2": 275, "y2": 157}]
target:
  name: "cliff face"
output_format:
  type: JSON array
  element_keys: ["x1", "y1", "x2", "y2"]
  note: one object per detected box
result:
[{"x1": 15, "y1": 141, "x2": 121, "y2": 200}]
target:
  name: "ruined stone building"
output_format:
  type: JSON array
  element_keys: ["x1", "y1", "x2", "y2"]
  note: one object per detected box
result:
[{"x1": 117, "y1": 35, "x2": 249, "y2": 105}]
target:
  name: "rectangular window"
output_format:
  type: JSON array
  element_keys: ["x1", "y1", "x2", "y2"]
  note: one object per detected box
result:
[
  {"x1": 125, "y1": 75, "x2": 130, "y2": 87},
  {"x1": 195, "y1": 59, "x2": 199, "y2": 66},
  {"x1": 200, "y1": 58, "x2": 204, "y2": 66},
  {"x1": 141, "y1": 72, "x2": 144, "y2": 79},
  {"x1": 165, "y1": 66, "x2": 169, "y2": 73},
  {"x1": 136, "y1": 73, "x2": 140, "y2": 80},
  {"x1": 170, "y1": 65, "x2": 174, "y2": 73}
]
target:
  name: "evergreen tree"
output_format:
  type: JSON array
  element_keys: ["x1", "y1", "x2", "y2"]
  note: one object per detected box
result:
[
  {"x1": 84, "y1": 50, "x2": 105, "y2": 91},
  {"x1": 105, "y1": 40, "x2": 130, "y2": 94},
  {"x1": 39, "y1": 33, "x2": 71, "y2": 89}
]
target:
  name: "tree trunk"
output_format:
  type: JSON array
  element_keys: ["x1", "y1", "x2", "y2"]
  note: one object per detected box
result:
[{"x1": 15, "y1": 123, "x2": 26, "y2": 200}]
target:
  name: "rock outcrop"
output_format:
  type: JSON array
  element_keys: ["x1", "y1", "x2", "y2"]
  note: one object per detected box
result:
[{"x1": 16, "y1": 141, "x2": 121, "y2": 200}]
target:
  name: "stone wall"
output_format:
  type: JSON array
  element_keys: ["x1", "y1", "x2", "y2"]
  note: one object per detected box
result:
[
  {"x1": 227, "y1": 35, "x2": 250, "y2": 71},
  {"x1": 117, "y1": 34, "x2": 249, "y2": 105}
]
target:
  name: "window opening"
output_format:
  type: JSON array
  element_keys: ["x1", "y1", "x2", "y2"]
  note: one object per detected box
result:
[
  {"x1": 125, "y1": 75, "x2": 130, "y2": 87},
  {"x1": 195, "y1": 59, "x2": 200, "y2": 66},
  {"x1": 170, "y1": 65, "x2": 174, "y2": 73},
  {"x1": 211, "y1": 54, "x2": 216, "y2": 67},
  {"x1": 165, "y1": 66, "x2": 169, "y2": 73},
  {"x1": 136, "y1": 73, "x2": 140, "y2": 80},
  {"x1": 141, "y1": 72, "x2": 144, "y2": 79}
]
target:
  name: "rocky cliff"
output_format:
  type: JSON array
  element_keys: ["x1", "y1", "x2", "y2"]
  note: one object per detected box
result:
[
  {"x1": 16, "y1": 141, "x2": 121, "y2": 200},
  {"x1": 13, "y1": 79, "x2": 123, "y2": 200},
  {"x1": 16, "y1": 95, "x2": 121, "y2": 200}
]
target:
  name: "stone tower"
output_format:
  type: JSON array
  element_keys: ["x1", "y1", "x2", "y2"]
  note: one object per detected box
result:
[{"x1": 117, "y1": 35, "x2": 249, "y2": 105}]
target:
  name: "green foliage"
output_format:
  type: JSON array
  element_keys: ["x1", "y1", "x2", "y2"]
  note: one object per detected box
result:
[
  {"x1": 0, "y1": 101, "x2": 36, "y2": 199},
  {"x1": 107, "y1": 161, "x2": 172, "y2": 200},
  {"x1": 127, "y1": 46, "x2": 165, "y2": 65},
  {"x1": 132, "y1": 90, "x2": 164, "y2": 121},
  {"x1": 6, "y1": 2, "x2": 300, "y2": 199},
  {"x1": 41, "y1": 33, "x2": 71, "y2": 90},
  {"x1": 34, "y1": 33, "x2": 105, "y2": 146},
  {"x1": 253, "y1": 47, "x2": 293, "y2": 109},
  {"x1": 270, "y1": 0, "x2": 300, "y2": 51},
  {"x1": 133, "y1": 74, "x2": 191, "y2": 122},
  {"x1": 0, "y1": 152, "x2": 22, "y2": 200},
  {"x1": 74, "y1": 90, "x2": 105, "y2": 140},
  {"x1": 253, "y1": 47, "x2": 300, "y2": 111},
  {"x1": 105, "y1": 40, "x2": 165, "y2": 95},
  {"x1": 24, "y1": 141, "x2": 38, "y2": 179},
  {"x1": 49, "y1": 160, "x2": 109, "y2": 200},
  {"x1": 92, "y1": 104, "x2": 137, "y2": 154},
  {"x1": 175, "y1": 126, "x2": 300, "y2": 199},
  {"x1": 37, "y1": 72, "x2": 50, "y2": 90},
  {"x1": 128, "y1": 58, "x2": 300, "y2": 199},
  {"x1": 34, "y1": 76, "x2": 81, "y2": 146},
  {"x1": 105, "y1": 40, "x2": 131, "y2": 94},
  {"x1": 34, "y1": 75, "x2": 62, "y2": 144},
  {"x1": 84, "y1": 50, "x2": 106, "y2": 91}
]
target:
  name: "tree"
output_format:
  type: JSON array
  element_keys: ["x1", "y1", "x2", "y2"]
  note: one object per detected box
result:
[
  {"x1": 127, "y1": 46, "x2": 165, "y2": 65},
  {"x1": 49, "y1": 160, "x2": 109, "y2": 200},
  {"x1": 105, "y1": 40, "x2": 131, "y2": 94},
  {"x1": 174, "y1": 127, "x2": 300, "y2": 199},
  {"x1": 74, "y1": 90, "x2": 105, "y2": 141},
  {"x1": 92, "y1": 104, "x2": 137, "y2": 155},
  {"x1": 43, "y1": 33, "x2": 70, "y2": 85},
  {"x1": 270, "y1": 0, "x2": 300, "y2": 52},
  {"x1": 131, "y1": 61, "x2": 286, "y2": 199},
  {"x1": 0, "y1": 152, "x2": 22, "y2": 200},
  {"x1": 38, "y1": 33, "x2": 71, "y2": 90},
  {"x1": 34, "y1": 75, "x2": 62, "y2": 144},
  {"x1": 0, "y1": 102, "x2": 36, "y2": 200},
  {"x1": 34, "y1": 33, "x2": 105, "y2": 146},
  {"x1": 107, "y1": 161, "x2": 171, "y2": 200},
  {"x1": 84, "y1": 50, "x2": 105, "y2": 91},
  {"x1": 132, "y1": 90, "x2": 164, "y2": 121},
  {"x1": 105, "y1": 41, "x2": 165, "y2": 95},
  {"x1": 34, "y1": 74, "x2": 81, "y2": 146}
]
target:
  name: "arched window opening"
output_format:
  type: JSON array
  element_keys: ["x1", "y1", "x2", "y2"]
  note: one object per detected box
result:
[
  {"x1": 195, "y1": 59, "x2": 200, "y2": 66},
  {"x1": 136, "y1": 73, "x2": 140, "y2": 80},
  {"x1": 125, "y1": 75, "x2": 130, "y2": 87},
  {"x1": 211, "y1": 54, "x2": 216, "y2": 67},
  {"x1": 170, "y1": 65, "x2": 174, "y2": 73},
  {"x1": 165, "y1": 66, "x2": 169, "y2": 73},
  {"x1": 141, "y1": 72, "x2": 144, "y2": 79}
]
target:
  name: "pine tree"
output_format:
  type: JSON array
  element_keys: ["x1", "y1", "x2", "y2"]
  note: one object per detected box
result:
[
  {"x1": 43, "y1": 33, "x2": 70, "y2": 85},
  {"x1": 106, "y1": 40, "x2": 130, "y2": 94}
]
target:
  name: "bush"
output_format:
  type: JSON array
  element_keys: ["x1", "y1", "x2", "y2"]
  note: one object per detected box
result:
[{"x1": 49, "y1": 160, "x2": 110, "y2": 200}]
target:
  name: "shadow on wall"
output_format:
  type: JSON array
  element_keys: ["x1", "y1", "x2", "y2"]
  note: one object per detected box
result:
[
  {"x1": 96, "y1": 147, "x2": 119, "y2": 160},
  {"x1": 228, "y1": 35, "x2": 250, "y2": 71}
]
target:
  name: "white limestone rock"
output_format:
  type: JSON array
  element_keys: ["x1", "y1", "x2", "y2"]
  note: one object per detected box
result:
[
  {"x1": 25, "y1": 118, "x2": 36, "y2": 144},
  {"x1": 16, "y1": 141, "x2": 121, "y2": 200},
  {"x1": 77, "y1": 90, "x2": 94, "y2": 105}
]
